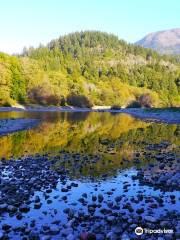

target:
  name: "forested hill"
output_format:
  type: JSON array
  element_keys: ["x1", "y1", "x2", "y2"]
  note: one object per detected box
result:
[{"x1": 0, "y1": 31, "x2": 180, "y2": 107}]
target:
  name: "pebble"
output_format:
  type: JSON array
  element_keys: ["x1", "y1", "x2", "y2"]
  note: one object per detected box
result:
[
  {"x1": 144, "y1": 215, "x2": 157, "y2": 223},
  {"x1": 121, "y1": 233, "x2": 130, "y2": 240},
  {"x1": 50, "y1": 226, "x2": 60, "y2": 235},
  {"x1": 106, "y1": 216, "x2": 115, "y2": 223},
  {"x1": 0, "y1": 145, "x2": 179, "y2": 239},
  {"x1": 66, "y1": 234, "x2": 75, "y2": 240},
  {"x1": 19, "y1": 204, "x2": 30, "y2": 213},
  {"x1": 98, "y1": 194, "x2": 104, "y2": 202}
]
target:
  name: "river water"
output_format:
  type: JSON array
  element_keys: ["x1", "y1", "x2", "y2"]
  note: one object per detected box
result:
[{"x1": 0, "y1": 111, "x2": 179, "y2": 239}]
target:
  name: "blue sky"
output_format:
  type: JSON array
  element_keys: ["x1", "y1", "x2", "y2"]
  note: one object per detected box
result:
[{"x1": 0, "y1": 0, "x2": 179, "y2": 54}]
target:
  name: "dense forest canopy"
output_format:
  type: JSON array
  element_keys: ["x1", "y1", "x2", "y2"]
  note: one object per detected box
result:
[{"x1": 0, "y1": 31, "x2": 180, "y2": 107}]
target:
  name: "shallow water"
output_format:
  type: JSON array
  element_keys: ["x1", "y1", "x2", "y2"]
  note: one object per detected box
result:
[
  {"x1": 0, "y1": 111, "x2": 179, "y2": 239},
  {"x1": 0, "y1": 111, "x2": 179, "y2": 161}
]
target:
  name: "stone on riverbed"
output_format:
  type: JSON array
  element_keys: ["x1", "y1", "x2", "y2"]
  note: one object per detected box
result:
[
  {"x1": 98, "y1": 194, "x2": 104, "y2": 202},
  {"x1": 19, "y1": 204, "x2": 30, "y2": 213},
  {"x1": 144, "y1": 215, "x2": 158, "y2": 223},
  {"x1": 0, "y1": 232, "x2": 4, "y2": 239},
  {"x1": 7, "y1": 205, "x2": 17, "y2": 213},
  {"x1": 106, "y1": 215, "x2": 116, "y2": 223},
  {"x1": 66, "y1": 233, "x2": 75, "y2": 240},
  {"x1": 0, "y1": 203, "x2": 8, "y2": 211},
  {"x1": 34, "y1": 202, "x2": 42, "y2": 209},
  {"x1": 0, "y1": 141, "x2": 179, "y2": 239},
  {"x1": 49, "y1": 226, "x2": 60, "y2": 235}
]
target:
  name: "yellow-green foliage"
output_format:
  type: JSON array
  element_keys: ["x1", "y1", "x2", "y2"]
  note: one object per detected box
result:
[
  {"x1": 0, "y1": 31, "x2": 180, "y2": 107},
  {"x1": 0, "y1": 112, "x2": 179, "y2": 175},
  {"x1": 0, "y1": 53, "x2": 14, "y2": 105},
  {"x1": 0, "y1": 53, "x2": 26, "y2": 105},
  {"x1": 0, "y1": 113, "x2": 148, "y2": 157}
]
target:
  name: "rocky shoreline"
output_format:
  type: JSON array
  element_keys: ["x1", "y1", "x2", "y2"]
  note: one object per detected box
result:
[
  {"x1": 0, "y1": 140, "x2": 179, "y2": 240},
  {"x1": 0, "y1": 107, "x2": 179, "y2": 124},
  {"x1": 120, "y1": 108, "x2": 180, "y2": 124},
  {"x1": 0, "y1": 118, "x2": 40, "y2": 136}
]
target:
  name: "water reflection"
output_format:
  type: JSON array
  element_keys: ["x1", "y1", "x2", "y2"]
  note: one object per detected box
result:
[
  {"x1": 0, "y1": 112, "x2": 179, "y2": 177},
  {"x1": 0, "y1": 112, "x2": 179, "y2": 239}
]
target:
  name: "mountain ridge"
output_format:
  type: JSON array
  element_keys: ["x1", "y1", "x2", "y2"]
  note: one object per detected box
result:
[
  {"x1": 136, "y1": 28, "x2": 180, "y2": 55},
  {"x1": 0, "y1": 31, "x2": 180, "y2": 108}
]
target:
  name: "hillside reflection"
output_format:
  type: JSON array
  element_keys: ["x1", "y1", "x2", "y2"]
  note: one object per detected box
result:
[{"x1": 0, "y1": 112, "x2": 179, "y2": 177}]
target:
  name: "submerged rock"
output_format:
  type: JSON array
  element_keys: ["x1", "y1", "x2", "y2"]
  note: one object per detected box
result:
[
  {"x1": 144, "y1": 215, "x2": 158, "y2": 223},
  {"x1": 19, "y1": 204, "x2": 30, "y2": 213}
]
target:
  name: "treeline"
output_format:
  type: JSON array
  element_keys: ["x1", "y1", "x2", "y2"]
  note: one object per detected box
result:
[{"x1": 0, "y1": 31, "x2": 180, "y2": 107}]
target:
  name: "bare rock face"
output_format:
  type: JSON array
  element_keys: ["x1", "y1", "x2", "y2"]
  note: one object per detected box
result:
[{"x1": 135, "y1": 28, "x2": 180, "y2": 55}]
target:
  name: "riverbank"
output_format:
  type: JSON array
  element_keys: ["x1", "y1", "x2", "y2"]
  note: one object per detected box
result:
[
  {"x1": 0, "y1": 106, "x2": 180, "y2": 124},
  {"x1": 0, "y1": 110, "x2": 179, "y2": 239},
  {"x1": 120, "y1": 108, "x2": 180, "y2": 124},
  {"x1": 0, "y1": 118, "x2": 40, "y2": 136},
  {"x1": 0, "y1": 142, "x2": 179, "y2": 240}
]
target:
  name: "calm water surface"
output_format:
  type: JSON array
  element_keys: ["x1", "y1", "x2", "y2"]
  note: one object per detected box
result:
[{"x1": 0, "y1": 111, "x2": 179, "y2": 239}]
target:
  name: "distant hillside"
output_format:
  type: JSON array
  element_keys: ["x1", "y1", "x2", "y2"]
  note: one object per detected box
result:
[
  {"x1": 0, "y1": 31, "x2": 180, "y2": 108},
  {"x1": 136, "y1": 28, "x2": 180, "y2": 55}
]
